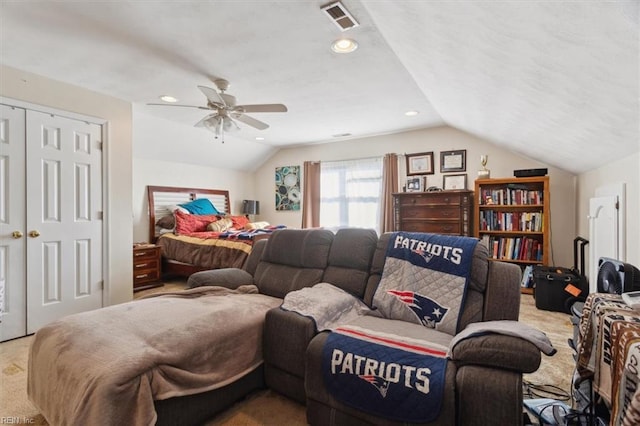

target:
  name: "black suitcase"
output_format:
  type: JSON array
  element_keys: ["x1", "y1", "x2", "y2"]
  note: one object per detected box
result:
[{"x1": 533, "y1": 237, "x2": 589, "y2": 313}]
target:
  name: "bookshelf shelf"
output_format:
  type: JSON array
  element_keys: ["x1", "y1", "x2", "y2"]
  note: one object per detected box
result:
[{"x1": 474, "y1": 176, "x2": 550, "y2": 294}]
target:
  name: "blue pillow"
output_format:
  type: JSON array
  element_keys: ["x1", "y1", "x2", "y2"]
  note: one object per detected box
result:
[{"x1": 179, "y1": 198, "x2": 220, "y2": 215}]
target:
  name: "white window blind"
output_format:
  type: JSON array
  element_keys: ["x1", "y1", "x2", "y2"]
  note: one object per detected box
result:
[{"x1": 320, "y1": 157, "x2": 383, "y2": 233}]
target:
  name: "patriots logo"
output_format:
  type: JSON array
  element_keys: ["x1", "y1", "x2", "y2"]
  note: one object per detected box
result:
[
  {"x1": 387, "y1": 290, "x2": 449, "y2": 328},
  {"x1": 411, "y1": 248, "x2": 434, "y2": 263},
  {"x1": 359, "y1": 375, "x2": 390, "y2": 397}
]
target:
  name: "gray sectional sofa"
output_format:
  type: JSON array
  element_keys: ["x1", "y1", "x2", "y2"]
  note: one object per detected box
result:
[{"x1": 185, "y1": 227, "x2": 544, "y2": 425}]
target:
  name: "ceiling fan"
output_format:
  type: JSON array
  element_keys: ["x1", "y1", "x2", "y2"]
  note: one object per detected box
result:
[{"x1": 148, "y1": 79, "x2": 287, "y2": 142}]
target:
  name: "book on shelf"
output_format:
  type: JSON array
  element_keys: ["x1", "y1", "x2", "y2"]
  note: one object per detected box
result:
[
  {"x1": 521, "y1": 265, "x2": 534, "y2": 288},
  {"x1": 480, "y1": 188, "x2": 543, "y2": 206},
  {"x1": 486, "y1": 236, "x2": 542, "y2": 262}
]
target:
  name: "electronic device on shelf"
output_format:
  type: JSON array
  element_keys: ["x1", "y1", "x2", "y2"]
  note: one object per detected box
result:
[{"x1": 514, "y1": 168, "x2": 548, "y2": 178}]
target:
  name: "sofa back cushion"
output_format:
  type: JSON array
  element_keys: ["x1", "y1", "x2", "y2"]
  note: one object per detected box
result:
[
  {"x1": 322, "y1": 228, "x2": 378, "y2": 299},
  {"x1": 254, "y1": 229, "x2": 334, "y2": 298},
  {"x1": 363, "y1": 233, "x2": 491, "y2": 333}
]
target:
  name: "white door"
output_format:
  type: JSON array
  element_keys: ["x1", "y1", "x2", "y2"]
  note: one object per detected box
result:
[
  {"x1": 588, "y1": 195, "x2": 618, "y2": 292},
  {"x1": 25, "y1": 110, "x2": 103, "y2": 333},
  {"x1": 0, "y1": 105, "x2": 27, "y2": 341}
]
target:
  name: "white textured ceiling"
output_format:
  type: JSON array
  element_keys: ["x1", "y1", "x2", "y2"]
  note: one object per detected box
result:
[{"x1": 1, "y1": 1, "x2": 638, "y2": 174}]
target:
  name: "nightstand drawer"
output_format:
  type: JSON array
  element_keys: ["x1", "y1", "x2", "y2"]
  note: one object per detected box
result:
[{"x1": 134, "y1": 248, "x2": 159, "y2": 260}]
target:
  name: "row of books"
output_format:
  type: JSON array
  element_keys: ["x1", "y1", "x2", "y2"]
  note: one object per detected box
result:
[
  {"x1": 479, "y1": 187, "x2": 544, "y2": 206},
  {"x1": 482, "y1": 235, "x2": 543, "y2": 262},
  {"x1": 479, "y1": 211, "x2": 543, "y2": 232}
]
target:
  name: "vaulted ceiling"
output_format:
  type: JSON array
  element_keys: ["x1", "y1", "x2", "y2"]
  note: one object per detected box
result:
[{"x1": 1, "y1": 1, "x2": 637, "y2": 174}]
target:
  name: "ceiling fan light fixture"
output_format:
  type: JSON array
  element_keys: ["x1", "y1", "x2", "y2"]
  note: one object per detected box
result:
[
  {"x1": 331, "y1": 38, "x2": 358, "y2": 53},
  {"x1": 159, "y1": 95, "x2": 178, "y2": 103}
]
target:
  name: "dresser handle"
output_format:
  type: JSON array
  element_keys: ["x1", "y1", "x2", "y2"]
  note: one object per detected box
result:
[
  {"x1": 443, "y1": 198, "x2": 450, "y2": 203},
  {"x1": 443, "y1": 226, "x2": 453, "y2": 231},
  {"x1": 136, "y1": 274, "x2": 148, "y2": 279},
  {"x1": 442, "y1": 211, "x2": 451, "y2": 216},
  {"x1": 134, "y1": 252, "x2": 146, "y2": 257},
  {"x1": 136, "y1": 263, "x2": 148, "y2": 268}
]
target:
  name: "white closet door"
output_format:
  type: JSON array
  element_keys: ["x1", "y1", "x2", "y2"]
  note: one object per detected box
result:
[
  {"x1": 0, "y1": 105, "x2": 27, "y2": 341},
  {"x1": 588, "y1": 195, "x2": 618, "y2": 292},
  {"x1": 26, "y1": 110, "x2": 103, "y2": 333}
]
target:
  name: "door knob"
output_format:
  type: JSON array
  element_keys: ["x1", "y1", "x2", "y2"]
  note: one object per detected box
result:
[
  {"x1": 12, "y1": 231, "x2": 23, "y2": 239},
  {"x1": 29, "y1": 230, "x2": 40, "y2": 238}
]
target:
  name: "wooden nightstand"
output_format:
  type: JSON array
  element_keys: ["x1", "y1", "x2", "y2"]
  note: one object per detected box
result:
[{"x1": 133, "y1": 244, "x2": 163, "y2": 292}]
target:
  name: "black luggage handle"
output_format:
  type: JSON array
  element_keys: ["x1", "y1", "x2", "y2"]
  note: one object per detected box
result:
[
  {"x1": 545, "y1": 274, "x2": 574, "y2": 283},
  {"x1": 573, "y1": 237, "x2": 589, "y2": 278}
]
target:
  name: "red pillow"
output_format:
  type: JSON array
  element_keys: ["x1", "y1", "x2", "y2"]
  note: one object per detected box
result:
[
  {"x1": 228, "y1": 215, "x2": 250, "y2": 229},
  {"x1": 174, "y1": 210, "x2": 219, "y2": 234}
]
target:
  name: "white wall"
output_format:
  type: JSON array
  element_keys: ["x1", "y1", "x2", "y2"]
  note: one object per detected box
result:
[
  {"x1": 132, "y1": 158, "x2": 255, "y2": 242},
  {"x1": 255, "y1": 126, "x2": 578, "y2": 267},
  {"x1": 0, "y1": 65, "x2": 133, "y2": 305},
  {"x1": 577, "y1": 151, "x2": 640, "y2": 277}
]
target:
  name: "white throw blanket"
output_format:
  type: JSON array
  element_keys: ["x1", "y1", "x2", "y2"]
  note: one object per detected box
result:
[{"x1": 281, "y1": 282, "x2": 379, "y2": 330}]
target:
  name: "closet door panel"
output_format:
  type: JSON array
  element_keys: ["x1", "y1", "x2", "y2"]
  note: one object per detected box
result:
[
  {"x1": 0, "y1": 104, "x2": 27, "y2": 342},
  {"x1": 26, "y1": 110, "x2": 103, "y2": 333}
]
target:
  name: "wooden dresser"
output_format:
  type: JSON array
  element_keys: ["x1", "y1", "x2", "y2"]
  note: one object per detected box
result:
[
  {"x1": 133, "y1": 244, "x2": 163, "y2": 291},
  {"x1": 393, "y1": 190, "x2": 474, "y2": 236}
]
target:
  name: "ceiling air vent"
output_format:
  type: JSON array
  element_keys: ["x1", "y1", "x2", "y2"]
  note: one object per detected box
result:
[{"x1": 321, "y1": 1, "x2": 359, "y2": 31}]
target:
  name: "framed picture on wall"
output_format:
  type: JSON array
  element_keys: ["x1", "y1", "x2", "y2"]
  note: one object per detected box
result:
[
  {"x1": 440, "y1": 149, "x2": 466, "y2": 173},
  {"x1": 443, "y1": 174, "x2": 467, "y2": 190},
  {"x1": 406, "y1": 152, "x2": 435, "y2": 176},
  {"x1": 406, "y1": 177, "x2": 424, "y2": 192}
]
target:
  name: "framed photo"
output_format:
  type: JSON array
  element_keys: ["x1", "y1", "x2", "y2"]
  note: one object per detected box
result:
[
  {"x1": 443, "y1": 174, "x2": 467, "y2": 191},
  {"x1": 440, "y1": 149, "x2": 466, "y2": 173},
  {"x1": 406, "y1": 177, "x2": 424, "y2": 192},
  {"x1": 406, "y1": 152, "x2": 434, "y2": 176}
]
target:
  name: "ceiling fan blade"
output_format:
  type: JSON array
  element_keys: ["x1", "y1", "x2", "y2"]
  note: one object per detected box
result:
[
  {"x1": 236, "y1": 104, "x2": 288, "y2": 113},
  {"x1": 233, "y1": 113, "x2": 269, "y2": 130},
  {"x1": 147, "y1": 103, "x2": 210, "y2": 110},
  {"x1": 198, "y1": 85, "x2": 226, "y2": 107}
]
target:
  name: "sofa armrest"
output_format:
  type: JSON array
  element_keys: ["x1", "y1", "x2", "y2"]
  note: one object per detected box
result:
[
  {"x1": 449, "y1": 333, "x2": 541, "y2": 373},
  {"x1": 187, "y1": 268, "x2": 254, "y2": 289},
  {"x1": 484, "y1": 260, "x2": 522, "y2": 321}
]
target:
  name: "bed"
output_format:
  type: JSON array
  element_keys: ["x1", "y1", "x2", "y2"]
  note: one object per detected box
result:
[{"x1": 147, "y1": 185, "x2": 275, "y2": 277}]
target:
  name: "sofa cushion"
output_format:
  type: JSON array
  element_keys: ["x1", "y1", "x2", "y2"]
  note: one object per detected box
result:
[
  {"x1": 254, "y1": 229, "x2": 334, "y2": 298},
  {"x1": 322, "y1": 228, "x2": 378, "y2": 299}
]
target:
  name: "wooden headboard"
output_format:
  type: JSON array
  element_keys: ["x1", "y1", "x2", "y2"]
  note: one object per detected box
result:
[{"x1": 147, "y1": 185, "x2": 231, "y2": 243}]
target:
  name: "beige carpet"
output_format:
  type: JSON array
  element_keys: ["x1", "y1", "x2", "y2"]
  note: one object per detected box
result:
[{"x1": 0, "y1": 280, "x2": 574, "y2": 425}]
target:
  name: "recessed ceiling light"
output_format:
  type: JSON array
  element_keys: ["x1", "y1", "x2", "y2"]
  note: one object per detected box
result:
[
  {"x1": 331, "y1": 38, "x2": 358, "y2": 53},
  {"x1": 255, "y1": 136, "x2": 265, "y2": 141},
  {"x1": 160, "y1": 95, "x2": 178, "y2": 103},
  {"x1": 405, "y1": 110, "x2": 419, "y2": 116}
]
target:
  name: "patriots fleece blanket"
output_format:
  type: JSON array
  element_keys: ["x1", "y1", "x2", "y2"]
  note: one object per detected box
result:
[
  {"x1": 322, "y1": 325, "x2": 448, "y2": 423},
  {"x1": 372, "y1": 232, "x2": 479, "y2": 336}
]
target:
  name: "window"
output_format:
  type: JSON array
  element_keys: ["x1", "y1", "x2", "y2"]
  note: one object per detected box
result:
[{"x1": 320, "y1": 157, "x2": 383, "y2": 233}]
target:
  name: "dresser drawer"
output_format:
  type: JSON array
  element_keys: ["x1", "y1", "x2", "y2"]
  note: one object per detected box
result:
[
  {"x1": 399, "y1": 192, "x2": 462, "y2": 207},
  {"x1": 401, "y1": 206, "x2": 461, "y2": 220},
  {"x1": 399, "y1": 221, "x2": 461, "y2": 234}
]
